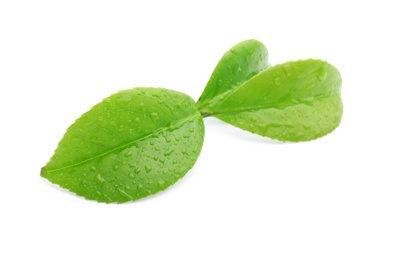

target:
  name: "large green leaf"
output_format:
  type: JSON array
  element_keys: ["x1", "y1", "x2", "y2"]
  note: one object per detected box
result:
[
  {"x1": 197, "y1": 39, "x2": 269, "y2": 115},
  {"x1": 209, "y1": 59, "x2": 343, "y2": 142},
  {"x1": 41, "y1": 88, "x2": 204, "y2": 203}
]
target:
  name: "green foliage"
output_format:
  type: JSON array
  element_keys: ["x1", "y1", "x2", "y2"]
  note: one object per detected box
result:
[
  {"x1": 42, "y1": 40, "x2": 343, "y2": 202},
  {"x1": 41, "y1": 88, "x2": 204, "y2": 203},
  {"x1": 203, "y1": 59, "x2": 343, "y2": 141}
]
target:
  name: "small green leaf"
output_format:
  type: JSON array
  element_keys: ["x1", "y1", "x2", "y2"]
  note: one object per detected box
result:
[
  {"x1": 197, "y1": 39, "x2": 269, "y2": 115},
  {"x1": 208, "y1": 59, "x2": 343, "y2": 142},
  {"x1": 41, "y1": 88, "x2": 204, "y2": 203}
]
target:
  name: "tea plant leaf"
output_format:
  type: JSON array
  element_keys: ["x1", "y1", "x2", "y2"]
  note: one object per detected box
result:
[
  {"x1": 41, "y1": 88, "x2": 204, "y2": 203},
  {"x1": 197, "y1": 39, "x2": 269, "y2": 115},
  {"x1": 207, "y1": 59, "x2": 343, "y2": 141}
]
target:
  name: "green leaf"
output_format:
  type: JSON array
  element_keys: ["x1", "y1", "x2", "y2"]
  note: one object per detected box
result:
[
  {"x1": 208, "y1": 59, "x2": 343, "y2": 142},
  {"x1": 41, "y1": 88, "x2": 204, "y2": 203},
  {"x1": 197, "y1": 39, "x2": 269, "y2": 115}
]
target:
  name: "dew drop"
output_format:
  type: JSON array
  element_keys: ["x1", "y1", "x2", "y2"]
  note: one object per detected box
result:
[
  {"x1": 113, "y1": 165, "x2": 119, "y2": 170},
  {"x1": 96, "y1": 174, "x2": 105, "y2": 184},
  {"x1": 90, "y1": 166, "x2": 97, "y2": 171},
  {"x1": 274, "y1": 77, "x2": 281, "y2": 86},
  {"x1": 317, "y1": 69, "x2": 327, "y2": 81},
  {"x1": 128, "y1": 173, "x2": 135, "y2": 178},
  {"x1": 124, "y1": 150, "x2": 132, "y2": 158},
  {"x1": 152, "y1": 93, "x2": 160, "y2": 98},
  {"x1": 145, "y1": 165, "x2": 152, "y2": 173},
  {"x1": 305, "y1": 83, "x2": 315, "y2": 90},
  {"x1": 233, "y1": 66, "x2": 240, "y2": 74},
  {"x1": 118, "y1": 189, "x2": 133, "y2": 199},
  {"x1": 158, "y1": 180, "x2": 165, "y2": 187},
  {"x1": 163, "y1": 135, "x2": 171, "y2": 143},
  {"x1": 164, "y1": 148, "x2": 174, "y2": 156},
  {"x1": 150, "y1": 112, "x2": 158, "y2": 118},
  {"x1": 167, "y1": 125, "x2": 177, "y2": 132}
]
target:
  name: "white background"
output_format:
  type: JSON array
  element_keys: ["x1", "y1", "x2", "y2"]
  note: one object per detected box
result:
[{"x1": 1, "y1": 1, "x2": 392, "y2": 259}]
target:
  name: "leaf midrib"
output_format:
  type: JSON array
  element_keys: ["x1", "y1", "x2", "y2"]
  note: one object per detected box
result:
[{"x1": 43, "y1": 112, "x2": 200, "y2": 173}]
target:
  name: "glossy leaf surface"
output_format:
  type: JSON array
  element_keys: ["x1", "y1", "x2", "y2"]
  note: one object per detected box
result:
[
  {"x1": 41, "y1": 88, "x2": 204, "y2": 203},
  {"x1": 210, "y1": 59, "x2": 343, "y2": 141},
  {"x1": 197, "y1": 39, "x2": 269, "y2": 114}
]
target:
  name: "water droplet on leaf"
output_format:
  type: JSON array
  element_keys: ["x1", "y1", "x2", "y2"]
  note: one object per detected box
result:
[
  {"x1": 145, "y1": 165, "x2": 152, "y2": 173},
  {"x1": 150, "y1": 112, "x2": 158, "y2": 118},
  {"x1": 164, "y1": 149, "x2": 174, "y2": 156},
  {"x1": 317, "y1": 68, "x2": 327, "y2": 81},
  {"x1": 124, "y1": 150, "x2": 132, "y2": 158},
  {"x1": 96, "y1": 174, "x2": 105, "y2": 184},
  {"x1": 274, "y1": 77, "x2": 280, "y2": 86}
]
